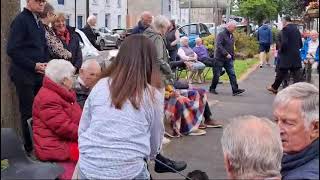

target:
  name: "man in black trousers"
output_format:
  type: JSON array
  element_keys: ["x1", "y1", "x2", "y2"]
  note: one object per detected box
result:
[
  {"x1": 209, "y1": 21, "x2": 245, "y2": 96},
  {"x1": 7, "y1": 0, "x2": 49, "y2": 154},
  {"x1": 267, "y1": 16, "x2": 302, "y2": 94}
]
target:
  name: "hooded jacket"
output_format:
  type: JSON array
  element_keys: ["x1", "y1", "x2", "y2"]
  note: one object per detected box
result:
[
  {"x1": 143, "y1": 27, "x2": 174, "y2": 84},
  {"x1": 257, "y1": 24, "x2": 272, "y2": 44}
]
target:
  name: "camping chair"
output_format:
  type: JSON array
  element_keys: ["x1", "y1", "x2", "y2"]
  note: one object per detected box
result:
[{"x1": 1, "y1": 128, "x2": 64, "y2": 179}]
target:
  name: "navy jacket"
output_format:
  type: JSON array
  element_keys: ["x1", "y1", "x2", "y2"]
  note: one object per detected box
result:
[
  {"x1": 257, "y1": 24, "x2": 272, "y2": 44},
  {"x1": 214, "y1": 28, "x2": 235, "y2": 61},
  {"x1": 131, "y1": 21, "x2": 148, "y2": 34},
  {"x1": 7, "y1": 8, "x2": 49, "y2": 84},
  {"x1": 281, "y1": 139, "x2": 319, "y2": 180},
  {"x1": 277, "y1": 24, "x2": 303, "y2": 69}
]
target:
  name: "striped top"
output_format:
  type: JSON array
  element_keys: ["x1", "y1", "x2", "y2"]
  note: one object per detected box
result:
[{"x1": 78, "y1": 78, "x2": 164, "y2": 179}]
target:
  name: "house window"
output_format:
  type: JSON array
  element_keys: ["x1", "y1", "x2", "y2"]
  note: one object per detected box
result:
[
  {"x1": 106, "y1": 0, "x2": 110, "y2": 7},
  {"x1": 65, "y1": 15, "x2": 70, "y2": 26},
  {"x1": 57, "y1": 0, "x2": 64, "y2": 5},
  {"x1": 105, "y1": 14, "x2": 111, "y2": 28},
  {"x1": 117, "y1": 15, "x2": 121, "y2": 28},
  {"x1": 117, "y1": 0, "x2": 121, "y2": 8},
  {"x1": 77, "y1": 16, "x2": 83, "y2": 29}
]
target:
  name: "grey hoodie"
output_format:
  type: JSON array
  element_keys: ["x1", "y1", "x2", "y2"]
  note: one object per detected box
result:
[{"x1": 143, "y1": 27, "x2": 174, "y2": 85}]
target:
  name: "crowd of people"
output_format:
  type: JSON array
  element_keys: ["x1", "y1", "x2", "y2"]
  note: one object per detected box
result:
[{"x1": 5, "y1": 0, "x2": 319, "y2": 179}]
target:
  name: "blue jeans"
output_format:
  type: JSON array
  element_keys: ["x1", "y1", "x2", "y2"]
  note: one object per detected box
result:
[{"x1": 210, "y1": 59, "x2": 238, "y2": 92}]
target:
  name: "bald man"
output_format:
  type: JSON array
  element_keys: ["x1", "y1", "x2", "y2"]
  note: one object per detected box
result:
[
  {"x1": 209, "y1": 21, "x2": 245, "y2": 96},
  {"x1": 132, "y1": 11, "x2": 153, "y2": 34},
  {"x1": 73, "y1": 59, "x2": 102, "y2": 108},
  {"x1": 81, "y1": 15, "x2": 101, "y2": 50}
]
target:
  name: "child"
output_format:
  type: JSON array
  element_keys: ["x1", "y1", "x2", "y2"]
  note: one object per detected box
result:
[{"x1": 186, "y1": 170, "x2": 209, "y2": 180}]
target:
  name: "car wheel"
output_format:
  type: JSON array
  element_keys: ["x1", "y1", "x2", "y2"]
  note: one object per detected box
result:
[{"x1": 99, "y1": 40, "x2": 105, "y2": 50}]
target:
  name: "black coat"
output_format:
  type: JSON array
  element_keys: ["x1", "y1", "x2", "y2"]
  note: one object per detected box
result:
[
  {"x1": 58, "y1": 26, "x2": 83, "y2": 71},
  {"x1": 7, "y1": 8, "x2": 49, "y2": 85},
  {"x1": 214, "y1": 28, "x2": 235, "y2": 61},
  {"x1": 81, "y1": 24, "x2": 100, "y2": 50},
  {"x1": 278, "y1": 24, "x2": 302, "y2": 69}
]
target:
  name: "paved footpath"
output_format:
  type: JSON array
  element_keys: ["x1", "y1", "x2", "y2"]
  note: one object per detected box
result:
[{"x1": 148, "y1": 65, "x2": 319, "y2": 179}]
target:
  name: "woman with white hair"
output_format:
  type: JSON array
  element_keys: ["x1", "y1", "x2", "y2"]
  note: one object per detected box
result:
[
  {"x1": 178, "y1": 36, "x2": 206, "y2": 83},
  {"x1": 32, "y1": 59, "x2": 82, "y2": 179}
]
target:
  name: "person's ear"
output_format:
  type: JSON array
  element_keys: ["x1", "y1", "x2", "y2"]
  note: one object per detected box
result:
[
  {"x1": 310, "y1": 120, "x2": 319, "y2": 140},
  {"x1": 223, "y1": 153, "x2": 233, "y2": 175}
]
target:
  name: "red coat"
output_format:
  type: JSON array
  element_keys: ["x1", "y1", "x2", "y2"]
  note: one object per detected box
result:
[{"x1": 32, "y1": 76, "x2": 82, "y2": 161}]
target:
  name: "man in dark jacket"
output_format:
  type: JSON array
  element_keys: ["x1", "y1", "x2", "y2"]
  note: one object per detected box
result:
[
  {"x1": 257, "y1": 20, "x2": 273, "y2": 67},
  {"x1": 209, "y1": 21, "x2": 245, "y2": 96},
  {"x1": 273, "y1": 82, "x2": 319, "y2": 179},
  {"x1": 131, "y1": 11, "x2": 153, "y2": 34},
  {"x1": 73, "y1": 59, "x2": 101, "y2": 108},
  {"x1": 81, "y1": 15, "x2": 101, "y2": 50},
  {"x1": 267, "y1": 16, "x2": 302, "y2": 94},
  {"x1": 6, "y1": 0, "x2": 49, "y2": 153}
]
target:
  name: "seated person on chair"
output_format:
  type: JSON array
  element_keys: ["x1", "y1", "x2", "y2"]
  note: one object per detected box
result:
[
  {"x1": 178, "y1": 36, "x2": 206, "y2": 83},
  {"x1": 32, "y1": 60, "x2": 82, "y2": 179},
  {"x1": 73, "y1": 59, "x2": 102, "y2": 108}
]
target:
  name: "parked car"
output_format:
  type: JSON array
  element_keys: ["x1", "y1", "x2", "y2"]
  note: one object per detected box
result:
[
  {"x1": 111, "y1": 28, "x2": 133, "y2": 42},
  {"x1": 177, "y1": 23, "x2": 211, "y2": 48},
  {"x1": 96, "y1": 27, "x2": 121, "y2": 49},
  {"x1": 75, "y1": 29, "x2": 99, "y2": 60}
]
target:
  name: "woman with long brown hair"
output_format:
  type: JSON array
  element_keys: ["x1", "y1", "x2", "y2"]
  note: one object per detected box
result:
[{"x1": 77, "y1": 34, "x2": 164, "y2": 179}]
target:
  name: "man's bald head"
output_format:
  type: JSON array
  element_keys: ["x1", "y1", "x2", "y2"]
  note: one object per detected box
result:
[
  {"x1": 140, "y1": 11, "x2": 153, "y2": 27},
  {"x1": 79, "y1": 59, "x2": 102, "y2": 89}
]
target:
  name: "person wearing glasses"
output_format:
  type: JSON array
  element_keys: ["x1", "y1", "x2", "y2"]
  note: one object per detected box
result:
[
  {"x1": 7, "y1": 0, "x2": 49, "y2": 154},
  {"x1": 39, "y1": 2, "x2": 72, "y2": 60}
]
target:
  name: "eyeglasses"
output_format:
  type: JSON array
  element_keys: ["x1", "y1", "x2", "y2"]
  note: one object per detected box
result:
[{"x1": 35, "y1": 0, "x2": 47, "y2": 3}]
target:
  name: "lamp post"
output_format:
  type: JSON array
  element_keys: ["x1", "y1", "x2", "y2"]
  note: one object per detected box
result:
[
  {"x1": 188, "y1": 0, "x2": 191, "y2": 34},
  {"x1": 74, "y1": 0, "x2": 77, "y2": 28}
]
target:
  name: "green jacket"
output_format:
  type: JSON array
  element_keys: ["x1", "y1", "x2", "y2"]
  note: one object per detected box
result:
[{"x1": 143, "y1": 27, "x2": 174, "y2": 85}]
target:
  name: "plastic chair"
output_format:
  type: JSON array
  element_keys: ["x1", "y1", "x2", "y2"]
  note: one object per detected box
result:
[{"x1": 1, "y1": 128, "x2": 64, "y2": 179}]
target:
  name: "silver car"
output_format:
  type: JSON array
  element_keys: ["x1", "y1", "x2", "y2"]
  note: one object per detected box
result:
[{"x1": 96, "y1": 27, "x2": 121, "y2": 49}]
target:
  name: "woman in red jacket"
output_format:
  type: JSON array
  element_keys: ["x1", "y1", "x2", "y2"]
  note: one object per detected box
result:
[{"x1": 32, "y1": 59, "x2": 82, "y2": 179}]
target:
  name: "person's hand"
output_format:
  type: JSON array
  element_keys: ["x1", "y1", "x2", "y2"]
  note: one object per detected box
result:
[
  {"x1": 226, "y1": 54, "x2": 232, "y2": 59},
  {"x1": 35, "y1": 63, "x2": 47, "y2": 74},
  {"x1": 303, "y1": 60, "x2": 308, "y2": 64}
]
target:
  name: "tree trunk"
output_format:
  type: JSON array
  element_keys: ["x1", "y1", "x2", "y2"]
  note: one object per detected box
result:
[{"x1": 1, "y1": 0, "x2": 22, "y2": 136}]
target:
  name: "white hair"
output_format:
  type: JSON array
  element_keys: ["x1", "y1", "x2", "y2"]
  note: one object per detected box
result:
[
  {"x1": 45, "y1": 59, "x2": 75, "y2": 84},
  {"x1": 195, "y1": 37, "x2": 202, "y2": 44},
  {"x1": 152, "y1": 15, "x2": 170, "y2": 32},
  {"x1": 221, "y1": 115, "x2": 283, "y2": 179},
  {"x1": 87, "y1": 15, "x2": 97, "y2": 24},
  {"x1": 226, "y1": 21, "x2": 237, "y2": 28},
  {"x1": 180, "y1": 36, "x2": 189, "y2": 46},
  {"x1": 81, "y1": 59, "x2": 100, "y2": 70},
  {"x1": 273, "y1": 82, "x2": 319, "y2": 128}
]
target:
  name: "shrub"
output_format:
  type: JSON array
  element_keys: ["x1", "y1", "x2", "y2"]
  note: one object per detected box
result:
[
  {"x1": 234, "y1": 31, "x2": 259, "y2": 58},
  {"x1": 272, "y1": 27, "x2": 280, "y2": 43},
  {"x1": 202, "y1": 35, "x2": 215, "y2": 55}
]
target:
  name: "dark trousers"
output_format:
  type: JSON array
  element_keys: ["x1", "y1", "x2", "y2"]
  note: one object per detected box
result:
[
  {"x1": 199, "y1": 57, "x2": 215, "y2": 67},
  {"x1": 11, "y1": 75, "x2": 43, "y2": 152},
  {"x1": 210, "y1": 60, "x2": 238, "y2": 92},
  {"x1": 169, "y1": 49, "x2": 178, "y2": 62},
  {"x1": 204, "y1": 102, "x2": 212, "y2": 120},
  {"x1": 272, "y1": 67, "x2": 301, "y2": 90},
  {"x1": 303, "y1": 63, "x2": 313, "y2": 83}
]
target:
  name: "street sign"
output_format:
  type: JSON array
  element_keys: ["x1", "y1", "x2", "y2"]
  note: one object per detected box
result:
[{"x1": 179, "y1": 0, "x2": 231, "y2": 9}]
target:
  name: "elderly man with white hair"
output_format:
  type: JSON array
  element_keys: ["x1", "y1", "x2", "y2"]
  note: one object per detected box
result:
[
  {"x1": 273, "y1": 82, "x2": 319, "y2": 179},
  {"x1": 300, "y1": 30, "x2": 319, "y2": 83},
  {"x1": 178, "y1": 36, "x2": 206, "y2": 83},
  {"x1": 81, "y1": 15, "x2": 101, "y2": 50},
  {"x1": 221, "y1": 115, "x2": 283, "y2": 179},
  {"x1": 73, "y1": 59, "x2": 102, "y2": 108},
  {"x1": 209, "y1": 21, "x2": 245, "y2": 96}
]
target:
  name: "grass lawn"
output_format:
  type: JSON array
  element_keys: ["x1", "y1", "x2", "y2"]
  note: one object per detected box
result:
[{"x1": 178, "y1": 59, "x2": 259, "y2": 82}]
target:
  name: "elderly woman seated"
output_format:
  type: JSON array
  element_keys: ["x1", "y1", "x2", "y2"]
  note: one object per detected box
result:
[
  {"x1": 32, "y1": 59, "x2": 82, "y2": 179},
  {"x1": 178, "y1": 36, "x2": 206, "y2": 83}
]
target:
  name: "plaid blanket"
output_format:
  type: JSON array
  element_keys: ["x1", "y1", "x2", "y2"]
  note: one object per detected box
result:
[{"x1": 164, "y1": 88, "x2": 207, "y2": 136}]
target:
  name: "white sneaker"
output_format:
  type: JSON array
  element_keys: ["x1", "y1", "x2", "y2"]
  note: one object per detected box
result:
[
  {"x1": 162, "y1": 137, "x2": 171, "y2": 145},
  {"x1": 188, "y1": 129, "x2": 207, "y2": 136}
]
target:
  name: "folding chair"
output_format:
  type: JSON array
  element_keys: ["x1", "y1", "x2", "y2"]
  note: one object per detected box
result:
[{"x1": 1, "y1": 128, "x2": 64, "y2": 179}]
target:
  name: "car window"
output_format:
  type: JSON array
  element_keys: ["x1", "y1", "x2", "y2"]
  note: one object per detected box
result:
[
  {"x1": 200, "y1": 24, "x2": 209, "y2": 34},
  {"x1": 76, "y1": 32, "x2": 84, "y2": 43},
  {"x1": 181, "y1": 24, "x2": 197, "y2": 35}
]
